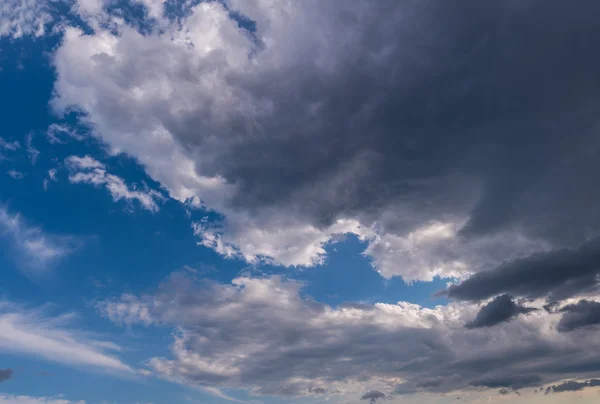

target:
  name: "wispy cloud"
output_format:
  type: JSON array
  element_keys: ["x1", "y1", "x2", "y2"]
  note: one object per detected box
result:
[
  {"x1": 25, "y1": 134, "x2": 39, "y2": 164},
  {"x1": 0, "y1": 394, "x2": 85, "y2": 404},
  {"x1": 0, "y1": 137, "x2": 20, "y2": 151},
  {"x1": 0, "y1": 301, "x2": 133, "y2": 375},
  {"x1": 0, "y1": 206, "x2": 79, "y2": 274},
  {"x1": 65, "y1": 156, "x2": 161, "y2": 213},
  {"x1": 43, "y1": 168, "x2": 58, "y2": 191},
  {"x1": 7, "y1": 170, "x2": 25, "y2": 179}
]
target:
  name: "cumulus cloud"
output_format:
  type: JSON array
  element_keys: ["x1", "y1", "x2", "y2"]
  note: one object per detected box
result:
[
  {"x1": 97, "y1": 271, "x2": 600, "y2": 397},
  {"x1": 0, "y1": 206, "x2": 79, "y2": 274},
  {"x1": 464, "y1": 294, "x2": 537, "y2": 329},
  {"x1": 50, "y1": 0, "x2": 600, "y2": 281},
  {"x1": 0, "y1": 301, "x2": 132, "y2": 374},
  {"x1": 65, "y1": 155, "x2": 161, "y2": 212}
]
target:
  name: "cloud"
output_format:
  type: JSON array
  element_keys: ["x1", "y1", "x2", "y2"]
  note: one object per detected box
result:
[
  {"x1": 97, "y1": 271, "x2": 600, "y2": 397},
  {"x1": 46, "y1": 124, "x2": 86, "y2": 144},
  {"x1": 361, "y1": 390, "x2": 386, "y2": 403},
  {"x1": 545, "y1": 379, "x2": 600, "y2": 394},
  {"x1": 557, "y1": 300, "x2": 600, "y2": 333},
  {"x1": 7, "y1": 170, "x2": 25, "y2": 179},
  {"x1": 0, "y1": 0, "x2": 53, "y2": 38},
  {"x1": 65, "y1": 156, "x2": 161, "y2": 212},
  {"x1": 445, "y1": 238, "x2": 600, "y2": 303},
  {"x1": 469, "y1": 373, "x2": 541, "y2": 390},
  {"x1": 25, "y1": 134, "x2": 40, "y2": 164},
  {"x1": 0, "y1": 206, "x2": 79, "y2": 274},
  {"x1": 43, "y1": 168, "x2": 58, "y2": 191},
  {"x1": 0, "y1": 301, "x2": 132, "y2": 374},
  {"x1": 0, "y1": 394, "x2": 85, "y2": 404},
  {"x1": 0, "y1": 137, "x2": 20, "y2": 151},
  {"x1": 464, "y1": 294, "x2": 537, "y2": 329},
  {"x1": 0, "y1": 137, "x2": 20, "y2": 161},
  {"x1": 0, "y1": 369, "x2": 12, "y2": 383},
  {"x1": 50, "y1": 0, "x2": 600, "y2": 281}
]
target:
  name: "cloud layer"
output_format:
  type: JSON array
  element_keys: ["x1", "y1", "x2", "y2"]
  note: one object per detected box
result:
[{"x1": 98, "y1": 271, "x2": 600, "y2": 398}]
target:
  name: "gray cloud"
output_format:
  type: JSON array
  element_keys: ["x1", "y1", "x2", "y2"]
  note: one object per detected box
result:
[
  {"x1": 498, "y1": 388, "x2": 520, "y2": 396},
  {"x1": 469, "y1": 373, "x2": 541, "y2": 390},
  {"x1": 0, "y1": 369, "x2": 12, "y2": 383},
  {"x1": 558, "y1": 300, "x2": 600, "y2": 333},
  {"x1": 546, "y1": 380, "x2": 589, "y2": 394},
  {"x1": 465, "y1": 294, "x2": 537, "y2": 329},
  {"x1": 361, "y1": 390, "x2": 386, "y2": 403},
  {"x1": 52, "y1": 0, "x2": 600, "y2": 280},
  {"x1": 445, "y1": 238, "x2": 600, "y2": 302},
  {"x1": 98, "y1": 271, "x2": 600, "y2": 397}
]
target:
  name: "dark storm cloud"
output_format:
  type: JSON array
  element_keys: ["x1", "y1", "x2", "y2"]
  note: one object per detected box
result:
[
  {"x1": 445, "y1": 238, "x2": 600, "y2": 302},
  {"x1": 58, "y1": 0, "x2": 600, "y2": 246},
  {"x1": 557, "y1": 300, "x2": 600, "y2": 333},
  {"x1": 215, "y1": 0, "x2": 600, "y2": 243},
  {"x1": 547, "y1": 380, "x2": 587, "y2": 393},
  {"x1": 361, "y1": 390, "x2": 386, "y2": 403},
  {"x1": 0, "y1": 368, "x2": 12, "y2": 383},
  {"x1": 464, "y1": 294, "x2": 537, "y2": 329}
]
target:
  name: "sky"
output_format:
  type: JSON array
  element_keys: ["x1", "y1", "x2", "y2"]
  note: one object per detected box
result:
[{"x1": 1, "y1": 0, "x2": 600, "y2": 403}]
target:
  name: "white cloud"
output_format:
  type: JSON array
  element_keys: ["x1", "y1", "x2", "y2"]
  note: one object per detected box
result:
[
  {"x1": 7, "y1": 170, "x2": 25, "y2": 180},
  {"x1": 0, "y1": 206, "x2": 78, "y2": 274},
  {"x1": 0, "y1": 395, "x2": 84, "y2": 404},
  {"x1": 0, "y1": 0, "x2": 52, "y2": 38},
  {"x1": 0, "y1": 301, "x2": 132, "y2": 374},
  {"x1": 44, "y1": 168, "x2": 58, "y2": 191},
  {"x1": 0, "y1": 137, "x2": 20, "y2": 151},
  {"x1": 46, "y1": 124, "x2": 86, "y2": 144},
  {"x1": 25, "y1": 134, "x2": 40, "y2": 164},
  {"x1": 65, "y1": 156, "x2": 161, "y2": 212}
]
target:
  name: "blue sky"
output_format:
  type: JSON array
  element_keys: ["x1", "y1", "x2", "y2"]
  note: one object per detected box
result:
[{"x1": 1, "y1": 1, "x2": 600, "y2": 404}]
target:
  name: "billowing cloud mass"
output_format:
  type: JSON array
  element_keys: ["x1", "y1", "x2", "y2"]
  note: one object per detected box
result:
[
  {"x1": 0, "y1": 301, "x2": 132, "y2": 373},
  {"x1": 50, "y1": 0, "x2": 600, "y2": 282},
  {"x1": 3, "y1": 0, "x2": 600, "y2": 401},
  {"x1": 98, "y1": 271, "x2": 600, "y2": 397}
]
